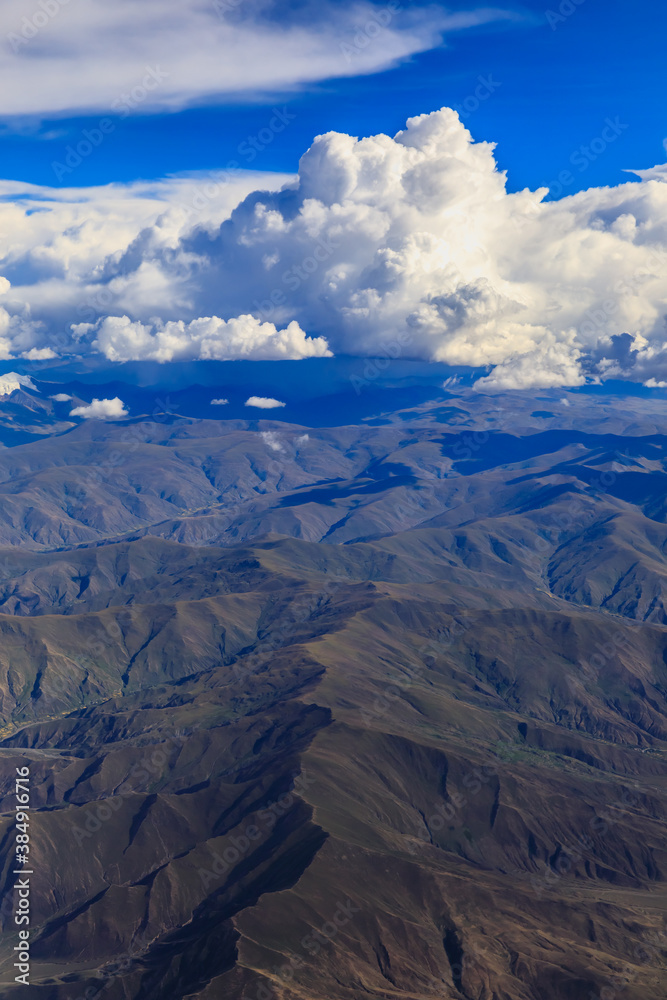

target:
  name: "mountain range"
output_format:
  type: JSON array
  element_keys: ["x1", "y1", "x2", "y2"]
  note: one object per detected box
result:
[{"x1": 0, "y1": 362, "x2": 665, "y2": 999}]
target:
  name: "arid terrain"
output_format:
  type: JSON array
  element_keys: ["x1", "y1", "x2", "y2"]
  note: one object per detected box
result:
[{"x1": 0, "y1": 372, "x2": 665, "y2": 999}]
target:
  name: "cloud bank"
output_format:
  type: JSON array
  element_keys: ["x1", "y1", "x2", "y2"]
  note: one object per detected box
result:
[
  {"x1": 87, "y1": 315, "x2": 330, "y2": 362},
  {"x1": 2, "y1": 108, "x2": 667, "y2": 386}
]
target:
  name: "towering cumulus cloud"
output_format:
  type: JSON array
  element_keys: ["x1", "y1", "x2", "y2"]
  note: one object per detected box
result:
[{"x1": 1, "y1": 108, "x2": 667, "y2": 385}]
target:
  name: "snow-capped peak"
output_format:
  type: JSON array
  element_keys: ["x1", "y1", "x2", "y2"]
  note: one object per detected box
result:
[{"x1": 0, "y1": 372, "x2": 38, "y2": 397}]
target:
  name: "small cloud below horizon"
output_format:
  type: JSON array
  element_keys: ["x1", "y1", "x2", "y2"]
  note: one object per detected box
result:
[
  {"x1": 211, "y1": 397, "x2": 229, "y2": 405},
  {"x1": 50, "y1": 392, "x2": 72, "y2": 402},
  {"x1": 70, "y1": 397, "x2": 128, "y2": 420},
  {"x1": 260, "y1": 430, "x2": 284, "y2": 452},
  {"x1": 245, "y1": 396, "x2": 286, "y2": 409}
]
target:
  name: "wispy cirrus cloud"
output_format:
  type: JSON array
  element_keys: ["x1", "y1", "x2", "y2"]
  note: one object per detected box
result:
[{"x1": 0, "y1": 0, "x2": 516, "y2": 118}]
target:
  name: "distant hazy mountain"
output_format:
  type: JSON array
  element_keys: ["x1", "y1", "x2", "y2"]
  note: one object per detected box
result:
[{"x1": 0, "y1": 364, "x2": 665, "y2": 999}]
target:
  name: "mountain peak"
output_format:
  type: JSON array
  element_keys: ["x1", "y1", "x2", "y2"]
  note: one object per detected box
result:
[{"x1": 0, "y1": 372, "x2": 38, "y2": 397}]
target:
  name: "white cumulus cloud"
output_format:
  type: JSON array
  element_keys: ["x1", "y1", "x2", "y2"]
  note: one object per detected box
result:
[
  {"x1": 211, "y1": 397, "x2": 229, "y2": 406},
  {"x1": 245, "y1": 396, "x2": 286, "y2": 409},
  {"x1": 22, "y1": 347, "x2": 57, "y2": 360},
  {"x1": 64, "y1": 106, "x2": 665, "y2": 388},
  {"x1": 70, "y1": 397, "x2": 128, "y2": 419},
  {"x1": 0, "y1": 170, "x2": 291, "y2": 355},
  {"x1": 473, "y1": 338, "x2": 586, "y2": 392},
  {"x1": 50, "y1": 392, "x2": 72, "y2": 401}
]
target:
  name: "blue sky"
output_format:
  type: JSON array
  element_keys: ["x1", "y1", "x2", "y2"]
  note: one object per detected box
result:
[{"x1": 0, "y1": 0, "x2": 664, "y2": 195}]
